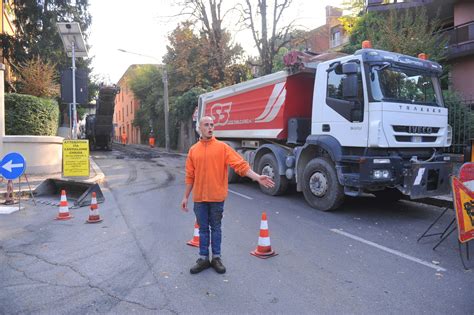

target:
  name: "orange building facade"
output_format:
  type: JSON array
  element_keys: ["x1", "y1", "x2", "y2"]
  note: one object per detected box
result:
[
  {"x1": 1, "y1": 0, "x2": 16, "y2": 90},
  {"x1": 114, "y1": 65, "x2": 142, "y2": 144}
]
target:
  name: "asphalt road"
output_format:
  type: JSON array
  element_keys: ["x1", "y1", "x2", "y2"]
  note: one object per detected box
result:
[{"x1": 1, "y1": 145, "x2": 472, "y2": 314}]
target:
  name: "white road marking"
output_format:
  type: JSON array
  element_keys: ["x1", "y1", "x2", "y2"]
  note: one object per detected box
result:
[
  {"x1": 330, "y1": 229, "x2": 447, "y2": 272},
  {"x1": 228, "y1": 189, "x2": 253, "y2": 200}
]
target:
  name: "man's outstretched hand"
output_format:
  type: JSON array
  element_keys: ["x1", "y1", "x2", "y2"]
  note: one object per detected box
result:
[{"x1": 256, "y1": 175, "x2": 275, "y2": 189}]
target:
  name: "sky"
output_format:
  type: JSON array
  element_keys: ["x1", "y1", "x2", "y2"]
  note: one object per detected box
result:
[{"x1": 88, "y1": 0, "x2": 343, "y2": 84}]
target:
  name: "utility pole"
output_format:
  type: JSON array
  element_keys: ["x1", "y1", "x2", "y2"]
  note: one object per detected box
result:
[
  {"x1": 162, "y1": 69, "x2": 170, "y2": 152},
  {"x1": 71, "y1": 41, "x2": 77, "y2": 139}
]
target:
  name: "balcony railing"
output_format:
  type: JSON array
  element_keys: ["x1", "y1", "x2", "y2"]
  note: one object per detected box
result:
[
  {"x1": 446, "y1": 21, "x2": 474, "y2": 46},
  {"x1": 443, "y1": 21, "x2": 474, "y2": 59},
  {"x1": 366, "y1": 0, "x2": 431, "y2": 11}
]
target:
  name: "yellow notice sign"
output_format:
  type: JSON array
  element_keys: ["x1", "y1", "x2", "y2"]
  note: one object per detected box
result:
[{"x1": 63, "y1": 140, "x2": 90, "y2": 177}]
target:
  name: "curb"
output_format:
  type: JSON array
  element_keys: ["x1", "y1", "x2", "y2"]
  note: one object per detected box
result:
[{"x1": 86, "y1": 158, "x2": 105, "y2": 184}]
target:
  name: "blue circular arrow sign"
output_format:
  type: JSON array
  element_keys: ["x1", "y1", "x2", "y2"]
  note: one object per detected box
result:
[{"x1": 0, "y1": 152, "x2": 26, "y2": 180}]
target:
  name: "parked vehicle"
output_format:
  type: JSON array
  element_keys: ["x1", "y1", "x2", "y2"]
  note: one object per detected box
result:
[
  {"x1": 85, "y1": 85, "x2": 119, "y2": 150},
  {"x1": 197, "y1": 42, "x2": 452, "y2": 211}
]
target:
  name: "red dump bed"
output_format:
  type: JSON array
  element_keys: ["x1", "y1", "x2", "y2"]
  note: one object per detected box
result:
[{"x1": 199, "y1": 71, "x2": 314, "y2": 140}]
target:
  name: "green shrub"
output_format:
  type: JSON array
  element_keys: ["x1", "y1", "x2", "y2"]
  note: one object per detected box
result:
[{"x1": 5, "y1": 93, "x2": 59, "y2": 136}]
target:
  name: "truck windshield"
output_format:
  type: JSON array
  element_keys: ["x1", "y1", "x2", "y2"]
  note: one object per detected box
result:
[{"x1": 369, "y1": 65, "x2": 444, "y2": 107}]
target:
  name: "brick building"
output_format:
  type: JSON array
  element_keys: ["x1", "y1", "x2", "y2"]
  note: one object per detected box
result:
[
  {"x1": 305, "y1": 6, "x2": 349, "y2": 54},
  {"x1": 114, "y1": 65, "x2": 143, "y2": 144}
]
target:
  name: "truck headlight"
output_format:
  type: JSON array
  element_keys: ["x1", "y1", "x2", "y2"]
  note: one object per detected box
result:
[
  {"x1": 446, "y1": 124, "x2": 452, "y2": 147},
  {"x1": 373, "y1": 158, "x2": 390, "y2": 164},
  {"x1": 373, "y1": 169, "x2": 391, "y2": 179}
]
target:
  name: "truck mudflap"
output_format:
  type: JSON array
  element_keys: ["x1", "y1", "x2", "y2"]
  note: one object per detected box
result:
[{"x1": 403, "y1": 161, "x2": 451, "y2": 199}]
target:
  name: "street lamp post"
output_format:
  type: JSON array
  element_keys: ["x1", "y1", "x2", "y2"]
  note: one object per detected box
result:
[
  {"x1": 57, "y1": 22, "x2": 88, "y2": 140},
  {"x1": 117, "y1": 49, "x2": 170, "y2": 152},
  {"x1": 162, "y1": 69, "x2": 170, "y2": 152}
]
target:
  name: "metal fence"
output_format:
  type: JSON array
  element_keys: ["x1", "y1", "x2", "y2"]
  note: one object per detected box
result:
[{"x1": 446, "y1": 98, "x2": 474, "y2": 154}]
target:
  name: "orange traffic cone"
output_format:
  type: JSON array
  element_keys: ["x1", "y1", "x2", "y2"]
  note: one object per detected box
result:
[
  {"x1": 56, "y1": 190, "x2": 73, "y2": 220},
  {"x1": 186, "y1": 220, "x2": 200, "y2": 247},
  {"x1": 86, "y1": 192, "x2": 103, "y2": 223},
  {"x1": 251, "y1": 212, "x2": 277, "y2": 259}
]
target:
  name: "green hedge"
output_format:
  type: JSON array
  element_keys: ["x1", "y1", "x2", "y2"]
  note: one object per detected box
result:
[{"x1": 5, "y1": 93, "x2": 59, "y2": 136}]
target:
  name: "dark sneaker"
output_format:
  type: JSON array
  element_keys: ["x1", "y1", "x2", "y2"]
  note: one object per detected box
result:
[
  {"x1": 190, "y1": 258, "x2": 211, "y2": 274},
  {"x1": 211, "y1": 257, "x2": 226, "y2": 274}
]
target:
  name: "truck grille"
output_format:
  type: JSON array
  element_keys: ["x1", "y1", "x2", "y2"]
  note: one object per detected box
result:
[
  {"x1": 395, "y1": 136, "x2": 437, "y2": 142},
  {"x1": 392, "y1": 125, "x2": 441, "y2": 143}
]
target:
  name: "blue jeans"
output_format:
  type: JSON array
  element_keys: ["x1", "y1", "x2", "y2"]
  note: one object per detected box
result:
[{"x1": 193, "y1": 202, "x2": 224, "y2": 257}]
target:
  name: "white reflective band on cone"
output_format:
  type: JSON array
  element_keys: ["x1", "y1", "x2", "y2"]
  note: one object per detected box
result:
[{"x1": 258, "y1": 237, "x2": 271, "y2": 246}]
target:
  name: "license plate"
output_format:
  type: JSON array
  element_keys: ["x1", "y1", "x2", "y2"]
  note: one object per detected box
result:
[{"x1": 412, "y1": 136, "x2": 422, "y2": 143}]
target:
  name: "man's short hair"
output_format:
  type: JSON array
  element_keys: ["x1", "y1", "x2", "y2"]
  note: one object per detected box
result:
[{"x1": 199, "y1": 116, "x2": 213, "y2": 125}]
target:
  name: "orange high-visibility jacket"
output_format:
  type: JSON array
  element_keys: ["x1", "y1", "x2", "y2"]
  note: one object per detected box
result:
[{"x1": 185, "y1": 137, "x2": 250, "y2": 202}]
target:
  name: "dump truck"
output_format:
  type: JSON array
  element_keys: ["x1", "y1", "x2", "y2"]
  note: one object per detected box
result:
[
  {"x1": 85, "y1": 85, "x2": 120, "y2": 150},
  {"x1": 197, "y1": 43, "x2": 452, "y2": 211}
]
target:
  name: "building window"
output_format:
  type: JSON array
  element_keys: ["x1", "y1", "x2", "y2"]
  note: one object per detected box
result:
[{"x1": 331, "y1": 29, "x2": 341, "y2": 48}]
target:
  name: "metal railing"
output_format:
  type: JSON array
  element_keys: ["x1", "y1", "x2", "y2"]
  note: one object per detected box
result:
[
  {"x1": 446, "y1": 98, "x2": 474, "y2": 154},
  {"x1": 445, "y1": 20, "x2": 474, "y2": 46}
]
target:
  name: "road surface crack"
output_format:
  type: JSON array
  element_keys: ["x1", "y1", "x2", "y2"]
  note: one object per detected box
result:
[{"x1": 1, "y1": 249, "x2": 159, "y2": 311}]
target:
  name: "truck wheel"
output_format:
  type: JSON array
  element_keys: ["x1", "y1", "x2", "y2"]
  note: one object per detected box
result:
[
  {"x1": 106, "y1": 138, "x2": 113, "y2": 151},
  {"x1": 373, "y1": 188, "x2": 403, "y2": 202},
  {"x1": 258, "y1": 153, "x2": 288, "y2": 196},
  {"x1": 302, "y1": 157, "x2": 344, "y2": 211},
  {"x1": 228, "y1": 166, "x2": 241, "y2": 183}
]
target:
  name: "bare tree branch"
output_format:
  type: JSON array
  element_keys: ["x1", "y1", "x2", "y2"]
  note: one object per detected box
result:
[
  {"x1": 239, "y1": 0, "x2": 295, "y2": 74},
  {"x1": 244, "y1": 0, "x2": 263, "y2": 57}
]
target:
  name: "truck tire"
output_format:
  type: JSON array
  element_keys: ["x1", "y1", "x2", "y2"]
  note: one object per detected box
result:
[
  {"x1": 106, "y1": 137, "x2": 113, "y2": 151},
  {"x1": 302, "y1": 157, "x2": 344, "y2": 211},
  {"x1": 373, "y1": 188, "x2": 403, "y2": 202},
  {"x1": 228, "y1": 166, "x2": 241, "y2": 183},
  {"x1": 258, "y1": 153, "x2": 288, "y2": 196}
]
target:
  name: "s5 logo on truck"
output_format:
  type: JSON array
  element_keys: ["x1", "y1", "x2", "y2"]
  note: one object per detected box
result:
[{"x1": 210, "y1": 102, "x2": 232, "y2": 126}]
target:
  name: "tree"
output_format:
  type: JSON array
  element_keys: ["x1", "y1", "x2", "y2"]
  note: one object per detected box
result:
[
  {"x1": 128, "y1": 65, "x2": 164, "y2": 144},
  {"x1": 343, "y1": 8, "x2": 447, "y2": 63},
  {"x1": 338, "y1": 0, "x2": 366, "y2": 34},
  {"x1": 163, "y1": 22, "x2": 209, "y2": 94},
  {"x1": 16, "y1": 57, "x2": 60, "y2": 98},
  {"x1": 240, "y1": 0, "x2": 296, "y2": 75},
  {"x1": 177, "y1": 1, "x2": 244, "y2": 85},
  {"x1": 164, "y1": 21, "x2": 250, "y2": 93},
  {"x1": 1, "y1": 0, "x2": 94, "y2": 97}
]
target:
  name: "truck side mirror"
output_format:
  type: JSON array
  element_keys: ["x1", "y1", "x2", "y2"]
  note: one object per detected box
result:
[
  {"x1": 343, "y1": 74, "x2": 358, "y2": 99},
  {"x1": 342, "y1": 62, "x2": 358, "y2": 74}
]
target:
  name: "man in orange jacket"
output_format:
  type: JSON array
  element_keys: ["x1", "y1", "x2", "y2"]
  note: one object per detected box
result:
[
  {"x1": 181, "y1": 116, "x2": 274, "y2": 274},
  {"x1": 121, "y1": 131, "x2": 127, "y2": 146}
]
